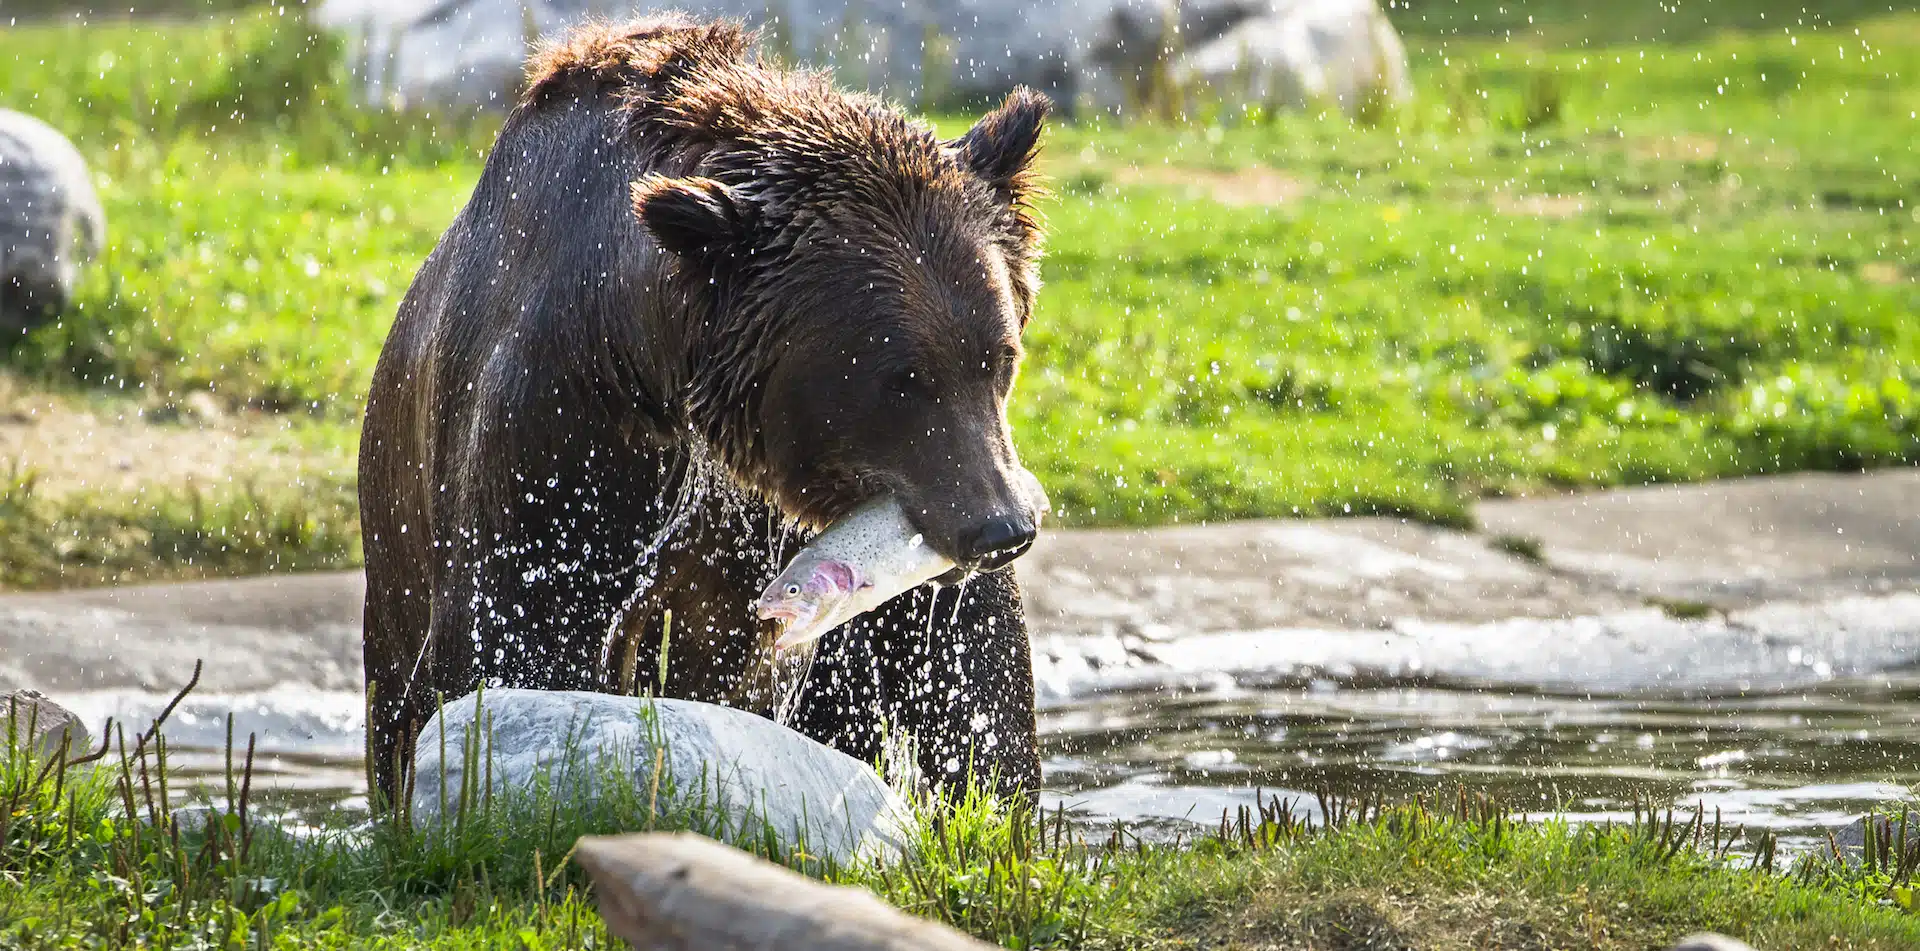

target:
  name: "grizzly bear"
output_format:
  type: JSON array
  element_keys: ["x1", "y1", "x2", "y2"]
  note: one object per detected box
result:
[{"x1": 359, "y1": 16, "x2": 1051, "y2": 806}]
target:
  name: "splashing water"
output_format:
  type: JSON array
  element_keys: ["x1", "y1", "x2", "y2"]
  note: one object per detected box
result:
[
  {"x1": 921, "y1": 583, "x2": 941, "y2": 648},
  {"x1": 770, "y1": 639, "x2": 821, "y2": 729},
  {"x1": 595, "y1": 450, "x2": 712, "y2": 674},
  {"x1": 947, "y1": 574, "x2": 971, "y2": 629}
]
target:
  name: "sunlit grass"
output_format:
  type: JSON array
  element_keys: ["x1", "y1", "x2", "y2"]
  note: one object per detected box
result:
[
  {"x1": 0, "y1": 462, "x2": 361, "y2": 589},
  {"x1": 5, "y1": 693, "x2": 1919, "y2": 949}
]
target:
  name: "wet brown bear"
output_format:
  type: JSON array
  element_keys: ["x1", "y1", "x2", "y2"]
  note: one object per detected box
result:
[{"x1": 359, "y1": 16, "x2": 1050, "y2": 805}]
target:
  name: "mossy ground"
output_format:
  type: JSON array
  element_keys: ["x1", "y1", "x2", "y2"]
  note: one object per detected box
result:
[{"x1": 1, "y1": 4, "x2": 1916, "y2": 587}]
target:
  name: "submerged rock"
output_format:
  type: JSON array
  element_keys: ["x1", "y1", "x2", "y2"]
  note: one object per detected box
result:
[
  {"x1": 0, "y1": 109, "x2": 103, "y2": 338},
  {"x1": 410, "y1": 689, "x2": 914, "y2": 865},
  {"x1": 2, "y1": 688, "x2": 90, "y2": 759}
]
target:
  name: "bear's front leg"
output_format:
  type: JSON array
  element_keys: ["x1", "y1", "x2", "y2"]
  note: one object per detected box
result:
[{"x1": 788, "y1": 566, "x2": 1040, "y2": 800}]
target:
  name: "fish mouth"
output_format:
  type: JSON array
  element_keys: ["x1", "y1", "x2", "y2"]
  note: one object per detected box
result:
[
  {"x1": 755, "y1": 600, "x2": 813, "y2": 625},
  {"x1": 768, "y1": 599, "x2": 848, "y2": 650}
]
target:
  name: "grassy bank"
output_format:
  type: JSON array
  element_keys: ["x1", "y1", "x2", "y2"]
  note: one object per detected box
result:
[
  {"x1": 5, "y1": 697, "x2": 1919, "y2": 950},
  {"x1": 0, "y1": 465, "x2": 359, "y2": 589},
  {"x1": 0, "y1": 5, "x2": 1916, "y2": 586}
]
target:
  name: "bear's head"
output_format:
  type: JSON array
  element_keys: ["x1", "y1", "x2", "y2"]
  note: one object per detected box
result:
[{"x1": 632, "y1": 86, "x2": 1051, "y2": 573}]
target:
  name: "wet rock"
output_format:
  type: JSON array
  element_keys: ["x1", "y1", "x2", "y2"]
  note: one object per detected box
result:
[
  {"x1": 0, "y1": 109, "x2": 103, "y2": 337},
  {"x1": 2, "y1": 688, "x2": 90, "y2": 759},
  {"x1": 1666, "y1": 935, "x2": 1757, "y2": 951},
  {"x1": 411, "y1": 689, "x2": 914, "y2": 865}
]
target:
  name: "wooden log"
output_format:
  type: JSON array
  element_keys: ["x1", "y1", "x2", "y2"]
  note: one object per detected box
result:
[{"x1": 574, "y1": 832, "x2": 997, "y2": 951}]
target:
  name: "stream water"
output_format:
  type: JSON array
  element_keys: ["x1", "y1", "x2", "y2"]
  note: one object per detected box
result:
[{"x1": 57, "y1": 646, "x2": 1918, "y2": 853}]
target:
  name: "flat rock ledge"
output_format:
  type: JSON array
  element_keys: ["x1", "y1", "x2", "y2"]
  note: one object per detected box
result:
[{"x1": 412, "y1": 689, "x2": 915, "y2": 867}]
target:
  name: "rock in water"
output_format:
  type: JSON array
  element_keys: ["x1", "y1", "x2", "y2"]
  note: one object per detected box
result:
[
  {"x1": 2, "y1": 689, "x2": 90, "y2": 760},
  {"x1": 411, "y1": 689, "x2": 914, "y2": 865},
  {"x1": 0, "y1": 109, "x2": 103, "y2": 337}
]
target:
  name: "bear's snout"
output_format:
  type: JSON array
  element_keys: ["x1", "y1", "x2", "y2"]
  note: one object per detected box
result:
[{"x1": 957, "y1": 513, "x2": 1037, "y2": 572}]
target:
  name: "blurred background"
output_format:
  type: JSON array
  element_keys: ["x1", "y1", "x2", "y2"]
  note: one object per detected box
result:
[{"x1": 1, "y1": 0, "x2": 1913, "y2": 588}]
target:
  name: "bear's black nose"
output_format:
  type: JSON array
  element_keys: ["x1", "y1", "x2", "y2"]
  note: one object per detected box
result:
[{"x1": 959, "y1": 516, "x2": 1037, "y2": 572}]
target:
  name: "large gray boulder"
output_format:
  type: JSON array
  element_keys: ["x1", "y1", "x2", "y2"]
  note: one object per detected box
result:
[
  {"x1": 1172, "y1": 0, "x2": 1410, "y2": 115},
  {"x1": 312, "y1": 0, "x2": 1409, "y2": 116},
  {"x1": 0, "y1": 110, "x2": 103, "y2": 338},
  {"x1": 411, "y1": 689, "x2": 915, "y2": 866}
]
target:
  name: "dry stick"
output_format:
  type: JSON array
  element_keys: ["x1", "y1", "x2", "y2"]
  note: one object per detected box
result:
[{"x1": 576, "y1": 832, "x2": 998, "y2": 951}]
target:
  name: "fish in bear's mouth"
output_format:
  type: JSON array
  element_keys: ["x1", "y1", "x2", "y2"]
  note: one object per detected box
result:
[{"x1": 755, "y1": 471, "x2": 1048, "y2": 650}]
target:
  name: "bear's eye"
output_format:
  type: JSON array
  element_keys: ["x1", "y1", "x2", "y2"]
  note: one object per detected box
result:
[{"x1": 992, "y1": 345, "x2": 1020, "y2": 383}]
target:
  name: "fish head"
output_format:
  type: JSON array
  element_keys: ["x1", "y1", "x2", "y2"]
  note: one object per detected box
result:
[{"x1": 757, "y1": 558, "x2": 870, "y2": 650}]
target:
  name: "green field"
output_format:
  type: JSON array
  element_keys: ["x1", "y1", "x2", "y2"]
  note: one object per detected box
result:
[{"x1": 0, "y1": 4, "x2": 1916, "y2": 587}]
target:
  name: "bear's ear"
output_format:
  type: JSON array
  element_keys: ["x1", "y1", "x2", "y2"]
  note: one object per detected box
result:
[
  {"x1": 951, "y1": 87, "x2": 1051, "y2": 201},
  {"x1": 631, "y1": 175, "x2": 750, "y2": 259}
]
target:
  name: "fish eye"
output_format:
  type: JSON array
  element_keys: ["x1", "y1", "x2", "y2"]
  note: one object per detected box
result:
[{"x1": 784, "y1": 583, "x2": 802, "y2": 596}]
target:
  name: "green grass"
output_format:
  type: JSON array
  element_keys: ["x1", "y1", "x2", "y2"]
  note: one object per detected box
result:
[
  {"x1": 5, "y1": 698, "x2": 1919, "y2": 950},
  {"x1": 0, "y1": 463, "x2": 361, "y2": 589},
  {"x1": 0, "y1": 5, "x2": 1915, "y2": 584}
]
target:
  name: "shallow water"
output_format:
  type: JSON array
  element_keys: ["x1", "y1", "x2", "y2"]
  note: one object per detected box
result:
[
  {"x1": 1036, "y1": 671, "x2": 1920, "y2": 851},
  {"x1": 58, "y1": 649, "x2": 1918, "y2": 854}
]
